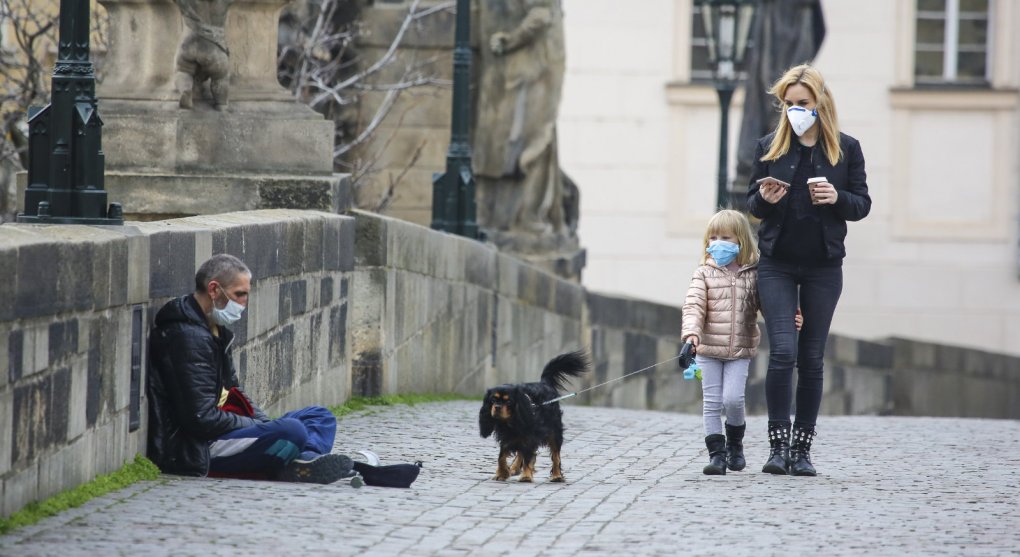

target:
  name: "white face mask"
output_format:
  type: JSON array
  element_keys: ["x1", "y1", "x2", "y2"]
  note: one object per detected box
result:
[
  {"x1": 786, "y1": 106, "x2": 818, "y2": 136},
  {"x1": 212, "y1": 286, "x2": 246, "y2": 326}
]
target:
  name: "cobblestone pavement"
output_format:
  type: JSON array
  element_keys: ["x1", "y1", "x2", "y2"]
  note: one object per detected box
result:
[{"x1": 2, "y1": 401, "x2": 1018, "y2": 556}]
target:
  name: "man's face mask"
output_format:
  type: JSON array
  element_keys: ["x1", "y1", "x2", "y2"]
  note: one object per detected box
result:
[
  {"x1": 212, "y1": 284, "x2": 246, "y2": 326},
  {"x1": 786, "y1": 106, "x2": 818, "y2": 137}
]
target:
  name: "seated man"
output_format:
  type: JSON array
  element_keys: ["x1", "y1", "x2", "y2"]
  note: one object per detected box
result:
[{"x1": 147, "y1": 253, "x2": 352, "y2": 484}]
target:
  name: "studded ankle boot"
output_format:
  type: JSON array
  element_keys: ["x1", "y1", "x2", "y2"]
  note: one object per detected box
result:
[
  {"x1": 703, "y1": 434, "x2": 727, "y2": 475},
  {"x1": 761, "y1": 421, "x2": 791, "y2": 475},
  {"x1": 724, "y1": 422, "x2": 746, "y2": 471},
  {"x1": 789, "y1": 423, "x2": 817, "y2": 476}
]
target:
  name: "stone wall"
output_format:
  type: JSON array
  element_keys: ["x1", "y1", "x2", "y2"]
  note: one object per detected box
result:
[
  {"x1": 751, "y1": 330, "x2": 1020, "y2": 419},
  {"x1": 350, "y1": 210, "x2": 584, "y2": 397},
  {"x1": 585, "y1": 292, "x2": 693, "y2": 412},
  {"x1": 885, "y1": 338, "x2": 1020, "y2": 419},
  {"x1": 589, "y1": 299, "x2": 1020, "y2": 421},
  {"x1": 3, "y1": 207, "x2": 1019, "y2": 519},
  {"x1": 0, "y1": 210, "x2": 355, "y2": 518}
]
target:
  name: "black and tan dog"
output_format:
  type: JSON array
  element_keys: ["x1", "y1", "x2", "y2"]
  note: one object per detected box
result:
[{"x1": 479, "y1": 350, "x2": 590, "y2": 482}]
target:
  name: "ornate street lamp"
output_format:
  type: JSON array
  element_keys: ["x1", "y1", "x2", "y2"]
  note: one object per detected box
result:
[
  {"x1": 696, "y1": 0, "x2": 757, "y2": 209},
  {"x1": 18, "y1": 0, "x2": 122, "y2": 224},
  {"x1": 431, "y1": 0, "x2": 478, "y2": 239}
]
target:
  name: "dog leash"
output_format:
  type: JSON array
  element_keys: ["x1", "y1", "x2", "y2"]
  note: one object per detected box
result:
[{"x1": 541, "y1": 354, "x2": 683, "y2": 405}]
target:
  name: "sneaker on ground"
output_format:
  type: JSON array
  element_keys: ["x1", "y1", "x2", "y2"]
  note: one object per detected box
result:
[{"x1": 277, "y1": 453, "x2": 356, "y2": 484}]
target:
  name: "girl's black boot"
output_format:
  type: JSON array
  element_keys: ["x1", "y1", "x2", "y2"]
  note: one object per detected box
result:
[
  {"x1": 724, "y1": 423, "x2": 746, "y2": 471},
  {"x1": 761, "y1": 421, "x2": 790, "y2": 475},
  {"x1": 703, "y1": 434, "x2": 727, "y2": 475},
  {"x1": 790, "y1": 423, "x2": 817, "y2": 476}
]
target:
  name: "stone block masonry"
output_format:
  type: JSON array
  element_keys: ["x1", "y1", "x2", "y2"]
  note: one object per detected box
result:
[
  {"x1": 2, "y1": 207, "x2": 1018, "y2": 521},
  {"x1": 350, "y1": 210, "x2": 585, "y2": 398},
  {"x1": 587, "y1": 291, "x2": 1020, "y2": 421},
  {"x1": 0, "y1": 210, "x2": 355, "y2": 518},
  {"x1": 585, "y1": 291, "x2": 693, "y2": 412},
  {"x1": 741, "y1": 323, "x2": 1020, "y2": 421}
]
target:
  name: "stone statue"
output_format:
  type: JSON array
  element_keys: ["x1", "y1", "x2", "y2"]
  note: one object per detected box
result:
[
  {"x1": 174, "y1": 0, "x2": 233, "y2": 109},
  {"x1": 734, "y1": 0, "x2": 825, "y2": 197},
  {"x1": 474, "y1": 0, "x2": 577, "y2": 256}
]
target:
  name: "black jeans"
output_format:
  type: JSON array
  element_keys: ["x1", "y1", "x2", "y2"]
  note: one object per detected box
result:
[{"x1": 757, "y1": 257, "x2": 843, "y2": 427}]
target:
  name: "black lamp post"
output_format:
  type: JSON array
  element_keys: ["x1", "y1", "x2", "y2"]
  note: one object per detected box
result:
[
  {"x1": 696, "y1": 0, "x2": 756, "y2": 209},
  {"x1": 431, "y1": 0, "x2": 478, "y2": 239},
  {"x1": 18, "y1": 0, "x2": 122, "y2": 225}
]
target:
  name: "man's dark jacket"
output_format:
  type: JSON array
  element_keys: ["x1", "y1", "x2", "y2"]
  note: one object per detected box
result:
[
  {"x1": 746, "y1": 131, "x2": 872, "y2": 260},
  {"x1": 147, "y1": 295, "x2": 268, "y2": 476}
]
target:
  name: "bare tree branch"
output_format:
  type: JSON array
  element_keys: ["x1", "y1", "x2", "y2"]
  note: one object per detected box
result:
[
  {"x1": 376, "y1": 138, "x2": 425, "y2": 213},
  {"x1": 333, "y1": 86, "x2": 399, "y2": 158},
  {"x1": 279, "y1": 0, "x2": 453, "y2": 179}
]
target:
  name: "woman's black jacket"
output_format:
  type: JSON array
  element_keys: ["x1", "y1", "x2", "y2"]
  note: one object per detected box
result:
[
  {"x1": 147, "y1": 295, "x2": 268, "y2": 476},
  {"x1": 746, "y1": 131, "x2": 872, "y2": 260}
]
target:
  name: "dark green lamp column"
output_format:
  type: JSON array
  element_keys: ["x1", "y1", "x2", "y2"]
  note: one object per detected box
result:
[
  {"x1": 18, "y1": 0, "x2": 122, "y2": 225},
  {"x1": 696, "y1": 0, "x2": 757, "y2": 210},
  {"x1": 431, "y1": 0, "x2": 477, "y2": 239}
]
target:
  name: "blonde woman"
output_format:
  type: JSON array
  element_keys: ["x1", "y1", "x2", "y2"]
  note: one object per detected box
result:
[{"x1": 746, "y1": 64, "x2": 872, "y2": 477}]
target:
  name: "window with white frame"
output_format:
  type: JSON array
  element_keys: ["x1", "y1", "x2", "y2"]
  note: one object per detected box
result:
[{"x1": 914, "y1": 0, "x2": 992, "y2": 85}]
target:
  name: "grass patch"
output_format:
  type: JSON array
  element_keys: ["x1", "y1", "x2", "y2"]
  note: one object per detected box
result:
[
  {"x1": 0, "y1": 454, "x2": 161, "y2": 535},
  {"x1": 328, "y1": 393, "x2": 474, "y2": 418}
]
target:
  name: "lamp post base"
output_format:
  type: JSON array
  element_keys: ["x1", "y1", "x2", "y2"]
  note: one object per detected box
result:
[
  {"x1": 17, "y1": 202, "x2": 124, "y2": 225},
  {"x1": 16, "y1": 215, "x2": 124, "y2": 225}
]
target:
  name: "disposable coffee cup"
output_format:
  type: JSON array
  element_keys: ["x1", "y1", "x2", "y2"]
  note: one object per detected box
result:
[{"x1": 807, "y1": 176, "x2": 826, "y2": 201}]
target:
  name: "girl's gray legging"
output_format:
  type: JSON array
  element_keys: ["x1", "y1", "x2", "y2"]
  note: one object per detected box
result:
[{"x1": 696, "y1": 356, "x2": 751, "y2": 436}]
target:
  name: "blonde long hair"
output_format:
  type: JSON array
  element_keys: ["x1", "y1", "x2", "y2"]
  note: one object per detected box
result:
[
  {"x1": 761, "y1": 64, "x2": 842, "y2": 166},
  {"x1": 701, "y1": 210, "x2": 759, "y2": 266}
]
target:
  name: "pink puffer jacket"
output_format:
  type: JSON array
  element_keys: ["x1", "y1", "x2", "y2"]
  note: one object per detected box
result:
[{"x1": 680, "y1": 262, "x2": 760, "y2": 360}]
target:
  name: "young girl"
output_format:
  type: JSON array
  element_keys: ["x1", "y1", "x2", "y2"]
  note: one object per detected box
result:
[{"x1": 681, "y1": 210, "x2": 762, "y2": 475}]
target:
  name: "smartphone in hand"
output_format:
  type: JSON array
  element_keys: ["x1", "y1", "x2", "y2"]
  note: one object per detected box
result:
[{"x1": 756, "y1": 177, "x2": 791, "y2": 190}]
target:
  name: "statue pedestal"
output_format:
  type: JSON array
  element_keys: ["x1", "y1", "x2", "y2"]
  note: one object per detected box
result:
[
  {"x1": 100, "y1": 99, "x2": 335, "y2": 175},
  {"x1": 88, "y1": 0, "x2": 345, "y2": 219},
  {"x1": 18, "y1": 171, "x2": 350, "y2": 222}
]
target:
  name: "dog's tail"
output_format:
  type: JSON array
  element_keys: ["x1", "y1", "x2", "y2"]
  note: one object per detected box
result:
[{"x1": 541, "y1": 349, "x2": 591, "y2": 392}]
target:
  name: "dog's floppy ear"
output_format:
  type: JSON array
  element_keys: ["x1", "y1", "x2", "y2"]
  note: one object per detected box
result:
[{"x1": 479, "y1": 391, "x2": 496, "y2": 438}]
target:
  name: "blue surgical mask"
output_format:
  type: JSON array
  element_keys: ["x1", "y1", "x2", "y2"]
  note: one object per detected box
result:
[
  {"x1": 212, "y1": 286, "x2": 246, "y2": 326},
  {"x1": 706, "y1": 240, "x2": 740, "y2": 266}
]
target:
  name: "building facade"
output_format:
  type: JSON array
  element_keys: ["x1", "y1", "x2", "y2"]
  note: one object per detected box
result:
[{"x1": 560, "y1": 0, "x2": 1020, "y2": 356}]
